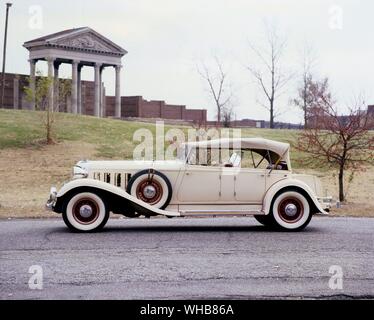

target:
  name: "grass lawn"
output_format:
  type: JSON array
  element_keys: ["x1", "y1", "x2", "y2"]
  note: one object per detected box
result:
[{"x1": 0, "y1": 109, "x2": 373, "y2": 218}]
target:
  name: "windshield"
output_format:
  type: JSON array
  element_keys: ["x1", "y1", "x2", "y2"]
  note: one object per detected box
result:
[{"x1": 176, "y1": 145, "x2": 187, "y2": 161}]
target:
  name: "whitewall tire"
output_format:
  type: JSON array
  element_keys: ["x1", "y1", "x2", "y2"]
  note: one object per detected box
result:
[
  {"x1": 271, "y1": 190, "x2": 312, "y2": 231},
  {"x1": 62, "y1": 192, "x2": 109, "y2": 232},
  {"x1": 126, "y1": 170, "x2": 172, "y2": 210}
]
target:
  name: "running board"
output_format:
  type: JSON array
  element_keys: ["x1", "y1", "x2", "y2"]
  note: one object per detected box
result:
[{"x1": 179, "y1": 209, "x2": 265, "y2": 217}]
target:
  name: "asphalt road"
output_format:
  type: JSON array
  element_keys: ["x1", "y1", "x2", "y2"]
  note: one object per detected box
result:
[{"x1": 0, "y1": 216, "x2": 373, "y2": 300}]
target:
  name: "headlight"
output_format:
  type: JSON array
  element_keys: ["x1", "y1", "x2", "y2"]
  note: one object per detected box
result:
[{"x1": 73, "y1": 166, "x2": 88, "y2": 179}]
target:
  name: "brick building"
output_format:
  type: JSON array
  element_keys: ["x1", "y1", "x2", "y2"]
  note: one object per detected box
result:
[
  {"x1": 0, "y1": 72, "x2": 207, "y2": 124},
  {"x1": 206, "y1": 119, "x2": 265, "y2": 128},
  {"x1": 368, "y1": 105, "x2": 374, "y2": 117}
]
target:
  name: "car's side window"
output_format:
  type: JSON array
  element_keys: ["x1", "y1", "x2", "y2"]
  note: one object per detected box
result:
[
  {"x1": 187, "y1": 147, "x2": 220, "y2": 166},
  {"x1": 240, "y1": 150, "x2": 268, "y2": 169},
  {"x1": 186, "y1": 148, "x2": 287, "y2": 170},
  {"x1": 187, "y1": 147, "x2": 240, "y2": 167}
]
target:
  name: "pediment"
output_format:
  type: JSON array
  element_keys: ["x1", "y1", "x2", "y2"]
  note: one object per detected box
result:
[
  {"x1": 55, "y1": 32, "x2": 118, "y2": 53},
  {"x1": 24, "y1": 27, "x2": 127, "y2": 56}
]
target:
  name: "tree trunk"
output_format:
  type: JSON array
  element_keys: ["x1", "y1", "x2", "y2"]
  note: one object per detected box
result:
[
  {"x1": 338, "y1": 165, "x2": 345, "y2": 202},
  {"x1": 304, "y1": 106, "x2": 308, "y2": 129},
  {"x1": 303, "y1": 79, "x2": 308, "y2": 129},
  {"x1": 46, "y1": 108, "x2": 54, "y2": 144},
  {"x1": 217, "y1": 106, "x2": 221, "y2": 128},
  {"x1": 47, "y1": 125, "x2": 52, "y2": 144},
  {"x1": 270, "y1": 100, "x2": 274, "y2": 129}
]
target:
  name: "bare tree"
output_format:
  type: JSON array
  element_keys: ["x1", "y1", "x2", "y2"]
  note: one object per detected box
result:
[
  {"x1": 293, "y1": 75, "x2": 331, "y2": 129},
  {"x1": 292, "y1": 44, "x2": 317, "y2": 128},
  {"x1": 198, "y1": 57, "x2": 233, "y2": 127},
  {"x1": 221, "y1": 105, "x2": 235, "y2": 128},
  {"x1": 295, "y1": 92, "x2": 374, "y2": 202},
  {"x1": 246, "y1": 23, "x2": 292, "y2": 129},
  {"x1": 24, "y1": 71, "x2": 71, "y2": 144}
]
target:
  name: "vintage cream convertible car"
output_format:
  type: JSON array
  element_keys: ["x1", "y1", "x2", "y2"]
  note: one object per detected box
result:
[{"x1": 46, "y1": 138, "x2": 332, "y2": 232}]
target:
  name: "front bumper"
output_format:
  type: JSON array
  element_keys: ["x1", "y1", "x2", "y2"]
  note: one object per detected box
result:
[{"x1": 45, "y1": 186, "x2": 57, "y2": 211}]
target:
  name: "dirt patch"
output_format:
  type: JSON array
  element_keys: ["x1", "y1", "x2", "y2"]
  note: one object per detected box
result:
[
  {"x1": 323, "y1": 170, "x2": 374, "y2": 217},
  {"x1": 0, "y1": 141, "x2": 98, "y2": 218},
  {"x1": 294, "y1": 168, "x2": 374, "y2": 217}
]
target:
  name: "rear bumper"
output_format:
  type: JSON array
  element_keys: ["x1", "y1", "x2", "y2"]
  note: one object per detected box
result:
[{"x1": 317, "y1": 196, "x2": 333, "y2": 212}]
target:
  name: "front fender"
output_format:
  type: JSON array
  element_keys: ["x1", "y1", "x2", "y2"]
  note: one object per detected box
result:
[
  {"x1": 262, "y1": 178, "x2": 328, "y2": 215},
  {"x1": 56, "y1": 178, "x2": 180, "y2": 217}
]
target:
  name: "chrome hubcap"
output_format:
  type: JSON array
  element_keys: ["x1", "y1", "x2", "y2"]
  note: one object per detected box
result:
[
  {"x1": 284, "y1": 203, "x2": 298, "y2": 217},
  {"x1": 143, "y1": 185, "x2": 157, "y2": 199},
  {"x1": 79, "y1": 204, "x2": 93, "y2": 218}
]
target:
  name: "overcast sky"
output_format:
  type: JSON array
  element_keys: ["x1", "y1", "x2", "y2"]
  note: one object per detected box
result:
[{"x1": 2, "y1": 0, "x2": 374, "y2": 122}]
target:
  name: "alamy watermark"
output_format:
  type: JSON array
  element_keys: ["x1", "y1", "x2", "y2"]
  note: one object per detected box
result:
[
  {"x1": 28, "y1": 5, "x2": 43, "y2": 30},
  {"x1": 132, "y1": 121, "x2": 242, "y2": 168},
  {"x1": 28, "y1": 265, "x2": 43, "y2": 290},
  {"x1": 328, "y1": 5, "x2": 343, "y2": 30},
  {"x1": 328, "y1": 265, "x2": 343, "y2": 290}
]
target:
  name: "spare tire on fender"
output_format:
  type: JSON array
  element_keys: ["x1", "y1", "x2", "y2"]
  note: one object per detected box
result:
[{"x1": 126, "y1": 169, "x2": 172, "y2": 210}]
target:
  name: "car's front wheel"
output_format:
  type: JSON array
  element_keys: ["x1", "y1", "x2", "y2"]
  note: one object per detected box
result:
[
  {"x1": 269, "y1": 190, "x2": 312, "y2": 231},
  {"x1": 62, "y1": 191, "x2": 109, "y2": 232}
]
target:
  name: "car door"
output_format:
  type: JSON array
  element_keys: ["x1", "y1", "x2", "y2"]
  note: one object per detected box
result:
[
  {"x1": 265, "y1": 170, "x2": 290, "y2": 190},
  {"x1": 234, "y1": 168, "x2": 266, "y2": 203},
  {"x1": 219, "y1": 167, "x2": 237, "y2": 201},
  {"x1": 177, "y1": 165, "x2": 221, "y2": 202}
]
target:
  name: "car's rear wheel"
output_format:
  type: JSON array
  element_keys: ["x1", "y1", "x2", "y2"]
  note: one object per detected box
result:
[
  {"x1": 62, "y1": 192, "x2": 109, "y2": 232},
  {"x1": 270, "y1": 190, "x2": 312, "y2": 231}
]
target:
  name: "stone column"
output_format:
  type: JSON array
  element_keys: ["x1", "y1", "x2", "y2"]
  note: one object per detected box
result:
[
  {"x1": 77, "y1": 64, "x2": 83, "y2": 114},
  {"x1": 114, "y1": 65, "x2": 122, "y2": 118},
  {"x1": 81, "y1": 83, "x2": 86, "y2": 114},
  {"x1": 53, "y1": 61, "x2": 61, "y2": 112},
  {"x1": 100, "y1": 66, "x2": 105, "y2": 117},
  {"x1": 29, "y1": 59, "x2": 36, "y2": 110},
  {"x1": 94, "y1": 63, "x2": 102, "y2": 117},
  {"x1": 71, "y1": 60, "x2": 79, "y2": 114},
  {"x1": 47, "y1": 58, "x2": 55, "y2": 112},
  {"x1": 99, "y1": 65, "x2": 104, "y2": 117}
]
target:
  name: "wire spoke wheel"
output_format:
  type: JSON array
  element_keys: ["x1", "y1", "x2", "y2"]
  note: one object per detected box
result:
[
  {"x1": 127, "y1": 169, "x2": 173, "y2": 210},
  {"x1": 278, "y1": 197, "x2": 304, "y2": 223},
  {"x1": 271, "y1": 190, "x2": 312, "y2": 231},
  {"x1": 136, "y1": 179, "x2": 163, "y2": 205},
  {"x1": 72, "y1": 198, "x2": 100, "y2": 225},
  {"x1": 63, "y1": 192, "x2": 109, "y2": 232}
]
